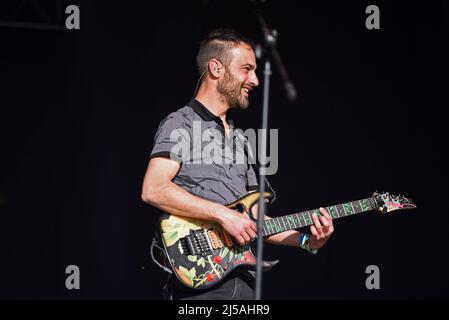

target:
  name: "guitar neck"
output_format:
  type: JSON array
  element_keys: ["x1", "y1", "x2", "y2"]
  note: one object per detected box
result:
[{"x1": 261, "y1": 197, "x2": 379, "y2": 237}]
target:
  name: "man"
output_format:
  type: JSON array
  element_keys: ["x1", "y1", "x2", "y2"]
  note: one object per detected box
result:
[{"x1": 141, "y1": 29, "x2": 334, "y2": 300}]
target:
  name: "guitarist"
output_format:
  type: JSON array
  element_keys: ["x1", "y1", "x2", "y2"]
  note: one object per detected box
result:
[{"x1": 141, "y1": 29, "x2": 334, "y2": 300}]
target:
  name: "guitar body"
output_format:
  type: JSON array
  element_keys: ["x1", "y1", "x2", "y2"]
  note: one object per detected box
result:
[{"x1": 158, "y1": 191, "x2": 272, "y2": 290}]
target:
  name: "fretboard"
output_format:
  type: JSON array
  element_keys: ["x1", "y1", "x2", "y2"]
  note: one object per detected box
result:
[{"x1": 261, "y1": 197, "x2": 378, "y2": 237}]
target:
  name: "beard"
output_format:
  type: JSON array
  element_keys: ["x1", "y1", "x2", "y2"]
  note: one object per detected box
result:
[{"x1": 216, "y1": 70, "x2": 249, "y2": 110}]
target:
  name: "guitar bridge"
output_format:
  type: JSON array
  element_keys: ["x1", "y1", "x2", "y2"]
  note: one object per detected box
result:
[{"x1": 184, "y1": 229, "x2": 212, "y2": 257}]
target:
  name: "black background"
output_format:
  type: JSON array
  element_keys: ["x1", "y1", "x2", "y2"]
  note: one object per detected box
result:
[{"x1": 0, "y1": 0, "x2": 448, "y2": 299}]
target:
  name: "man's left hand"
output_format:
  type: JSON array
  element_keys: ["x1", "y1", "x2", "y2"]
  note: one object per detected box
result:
[{"x1": 309, "y1": 207, "x2": 334, "y2": 250}]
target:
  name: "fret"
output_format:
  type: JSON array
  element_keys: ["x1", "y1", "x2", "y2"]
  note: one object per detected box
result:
[
  {"x1": 280, "y1": 218, "x2": 286, "y2": 232},
  {"x1": 336, "y1": 204, "x2": 346, "y2": 217},
  {"x1": 303, "y1": 211, "x2": 312, "y2": 226},
  {"x1": 263, "y1": 224, "x2": 269, "y2": 236},
  {"x1": 327, "y1": 206, "x2": 339, "y2": 219},
  {"x1": 301, "y1": 212, "x2": 307, "y2": 226},
  {"x1": 287, "y1": 216, "x2": 292, "y2": 229},
  {"x1": 360, "y1": 199, "x2": 371, "y2": 212},
  {"x1": 277, "y1": 217, "x2": 284, "y2": 232},
  {"x1": 284, "y1": 216, "x2": 292, "y2": 230},
  {"x1": 295, "y1": 213, "x2": 302, "y2": 228},
  {"x1": 294, "y1": 215, "x2": 300, "y2": 228},
  {"x1": 266, "y1": 219, "x2": 273, "y2": 234},
  {"x1": 300, "y1": 213, "x2": 307, "y2": 227},
  {"x1": 270, "y1": 220, "x2": 276, "y2": 234},
  {"x1": 283, "y1": 216, "x2": 289, "y2": 229},
  {"x1": 262, "y1": 220, "x2": 268, "y2": 235},
  {"x1": 267, "y1": 220, "x2": 274, "y2": 235},
  {"x1": 281, "y1": 216, "x2": 287, "y2": 231},
  {"x1": 278, "y1": 217, "x2": 284, "y2": 231},
  {"x1": 289, "y1": 215, "x2": 296, "y2": 229},
  {"x1": 286, "y1": 215, "x2": 295, "y2": 229},
  {"x1": 270, "y1": 219, "x2": 277, "y2": 233},
  {"x1": 274, "y1": 218, "x2": 282, "y2": 233},
  {"x1": 292, "y1": 213, "x2": 301, "y2": 228},
  {"x1": 296, "y1": 213, "x2": 304, "y2": 228},
  {"x1": 293, "y1": 214, "x2": 302, "y2": 228},
  {"x1": 309, "y1": 210, "x2": 316, "y2": 223},
  {"x1": 262, "y1": 221, "x2": 268, "y2": 236},
  {"x1": 352, "y1": 201, "x2": 362, "y2": 214},
  {"x1": 284, "y1": 216, "x2": 291, "y2": 230},
  {"x1": 343, "y1": 202, "x2": 353, "y2": 215},
  {"x1": 350, "y1": 201, "x2": 356, "y2": 214},
  {"x1": 269, "y1": 221, "x2": 274, "y2": 235}
]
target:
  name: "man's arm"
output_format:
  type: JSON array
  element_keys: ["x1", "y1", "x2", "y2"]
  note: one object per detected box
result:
[{"x1": 141, "y1": 157, "x2": 257, "y2": 245}]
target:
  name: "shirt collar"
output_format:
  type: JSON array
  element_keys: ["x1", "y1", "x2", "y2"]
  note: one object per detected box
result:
[
  {"x1": 188, "y1": 98, "x2": 217, "y2": 121},
  {"x1": 188, "y1": 98, "x2": 234, "y2": 128}
]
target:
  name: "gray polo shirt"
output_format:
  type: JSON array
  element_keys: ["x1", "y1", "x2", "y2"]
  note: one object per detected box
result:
[{"x1": 150, "y1": 99, "x2": 259, "y2": 205}]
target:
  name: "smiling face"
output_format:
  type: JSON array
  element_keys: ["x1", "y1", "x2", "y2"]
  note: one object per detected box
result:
[{"x1": 216, "y1": 43, "x2": 259, "y2": 110}]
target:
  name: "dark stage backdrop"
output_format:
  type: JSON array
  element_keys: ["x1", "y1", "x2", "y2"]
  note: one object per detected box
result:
[{"x1": 0, "y1": 0, "x2": 448, "y2": 299}]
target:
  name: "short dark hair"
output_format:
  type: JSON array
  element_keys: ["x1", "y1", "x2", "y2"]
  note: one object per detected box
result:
[{"x1": 196, "y1": 29, "x2": 254, "y2": 75}]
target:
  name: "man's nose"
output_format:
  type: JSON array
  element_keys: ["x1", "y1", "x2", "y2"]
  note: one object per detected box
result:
[{"x1": 250, "y1": 73, "x2": 259, "y2": 87}]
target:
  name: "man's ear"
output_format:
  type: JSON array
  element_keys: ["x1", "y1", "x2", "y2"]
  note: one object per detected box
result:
[{"x1": 209, "y1": 59, "x2": 222, "y2": 77}]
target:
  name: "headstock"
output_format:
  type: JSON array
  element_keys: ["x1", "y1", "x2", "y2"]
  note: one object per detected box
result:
[{"x1": 373, "y1": 191, "x2": 417, "y2": 214}]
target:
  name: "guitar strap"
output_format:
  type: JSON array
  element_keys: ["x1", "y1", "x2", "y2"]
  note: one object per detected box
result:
[{"x1": 243, "y1": 139, "x2": 277, "y2": 205}]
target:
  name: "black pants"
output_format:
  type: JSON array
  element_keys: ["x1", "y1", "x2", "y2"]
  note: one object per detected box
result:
[{"x1": 163, "y1": 272, "x2": 255, "y2": 300}]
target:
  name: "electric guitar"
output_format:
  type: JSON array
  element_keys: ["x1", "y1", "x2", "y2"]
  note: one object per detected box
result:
[{"x1": 156, "y1": 191, "x2": 416, "y2": 290}]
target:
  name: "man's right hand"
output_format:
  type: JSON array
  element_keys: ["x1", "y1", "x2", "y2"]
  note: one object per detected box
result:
[
  {"x1": 216, "y1": 207, "x2": 257, "y2": 246},
  {"x1": 143, "y1": 157, "x2": 258, "y2": 246}
]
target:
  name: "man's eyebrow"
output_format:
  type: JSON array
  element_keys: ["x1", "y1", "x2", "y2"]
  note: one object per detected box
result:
[{"x1": 241, "y1": 63, "x2": 256, "y2": 70}]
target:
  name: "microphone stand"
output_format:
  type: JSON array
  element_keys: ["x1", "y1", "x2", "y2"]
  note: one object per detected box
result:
[{"x1": 254, "y1": 8, "x2": 297, "y2": 301}]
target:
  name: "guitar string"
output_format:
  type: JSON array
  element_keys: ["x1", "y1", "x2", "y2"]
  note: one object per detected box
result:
[{"x1": 261, "y1": 198, "x2": 384, "y2": 233}]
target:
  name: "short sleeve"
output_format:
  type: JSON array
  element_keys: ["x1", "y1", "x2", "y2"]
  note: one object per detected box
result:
[{"x1": 150, "y1": 112, "x2": 190, "y2": 163}]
